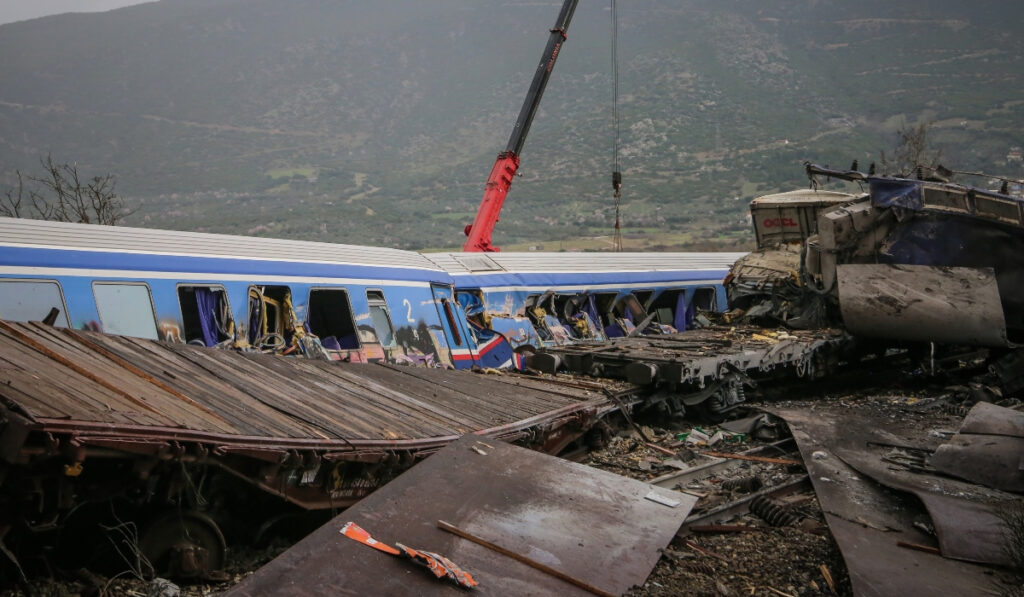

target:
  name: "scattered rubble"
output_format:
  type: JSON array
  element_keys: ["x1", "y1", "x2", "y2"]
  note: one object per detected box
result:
[
  {"x1": 3, "y1": 348, "x2": 1022, "y2": 596},
  {"x1": 5, "y1": 166, "x2": 1024, "y2": 594}
]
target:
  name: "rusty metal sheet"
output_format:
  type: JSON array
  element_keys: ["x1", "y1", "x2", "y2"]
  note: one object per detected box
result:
[
  {"x1": 0, "y1": 321, "x2": 606, "y2": 447},
  {"x1": 931, "y1": 435, "x2": 1024, "y2": 494},
  {"x1": 836, "y1": 447, "x2": 1014, "y2": 565},
  {"x1": 0, "y1": 321, "x2": 620, "y2": 506},
  {"x1": 957, "y1": 401, "x2": 1024, "y2": 438},
  {"x1": 771, "y1": 407, "x2": 999, "y2": 595},
  {"x1": 226, "y1": 436, "x2": 696, "y2": 596},
  {"x1": 930, "y1": 402, "x2": 1024, "y2": 494},
  {"x1": 837, "y1": 263, "x2": 1008, "y2": 346}
]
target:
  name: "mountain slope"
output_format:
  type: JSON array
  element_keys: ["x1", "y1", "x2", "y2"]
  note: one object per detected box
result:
[{"x1": 1, "y1": 0, "x2": 1021, "y2": 250}]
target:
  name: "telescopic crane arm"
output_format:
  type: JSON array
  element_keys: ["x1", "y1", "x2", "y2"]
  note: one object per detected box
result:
[{"x1": 462, "y1": 0, "x2": 579, "y2": 252}]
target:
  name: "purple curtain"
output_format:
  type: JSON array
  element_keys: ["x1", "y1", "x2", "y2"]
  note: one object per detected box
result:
[
  {"x1": 622, "y1": 299, "x2": 634, "y2": 324},
  {"x1": 674, "y1": 292, "x2": 688, "y2": 332},
  {"x1": 195, "y1": 287, "x2": 220, "y2": 346},
  {"x1": 584, "y1": 295, "x2": 600, "y2": 325}
]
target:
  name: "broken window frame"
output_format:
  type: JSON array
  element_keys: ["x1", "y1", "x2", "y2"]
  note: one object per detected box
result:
[
  {"x1": 440, "y1": 298, "x2": 464, "y2": 347},
  {"x1": 176, "y1": 284, "x2": 233, "y2": 347},
  {"x1": 644, "y1": 288, "x2": 687, "y2": 328},
  {"x1": 306, "y1": 287, "x2": 361, "y2": 351},
  {"x1": 593, "y1": 292, "x2": 620, "y2": 328},
  {"x1": 693, "y1": 287, "x2": 718, "y2": 312},
  {"x1": 365, "y1": 289, "x2": 397, "y2": 348},
  {"x1": 633, "y1": 290, "x2": 654, "y2": 310},
  {"x1": 247, "y1": 285, "x2": 295, "y2": 350}
]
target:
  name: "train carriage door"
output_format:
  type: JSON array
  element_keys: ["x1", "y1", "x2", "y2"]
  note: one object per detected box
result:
[
  {"x1": 363, "y1": 290, "x2": 397, "y2": 362},
  {"x1": 456, "y1": 288, "x2": 519, "y2": 369},
  {"x1": 430, "y1": 283, "x2": 476, "y2": 369}
]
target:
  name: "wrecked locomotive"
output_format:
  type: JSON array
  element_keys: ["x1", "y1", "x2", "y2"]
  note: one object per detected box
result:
[{"x1": 728, "y1": 164, "x2": 1024, "y2": 355}]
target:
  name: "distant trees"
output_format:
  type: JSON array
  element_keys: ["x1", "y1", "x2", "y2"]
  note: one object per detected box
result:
[
  {"x1": 879, "y1": 121, "x2": 943, "y2": 177},
  {"x1": 1, "y1": 154, "x2": 130, "y2": 225}
]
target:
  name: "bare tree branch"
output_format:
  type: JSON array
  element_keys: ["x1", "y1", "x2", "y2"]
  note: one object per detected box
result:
[
  {"x1": 2, "y1": 154, "x2": 130, "y2": 225},
  {"x1": 880, "y1": 120, "x2": 943, "y2": 177},
  {"x1": 0, "y1": 170, "x2": 26, "y2": 218}
]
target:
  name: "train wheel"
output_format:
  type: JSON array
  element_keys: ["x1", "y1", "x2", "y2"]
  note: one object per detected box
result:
[{"x1": 139, "y1": 510, "x2": 226, "y2": 581}]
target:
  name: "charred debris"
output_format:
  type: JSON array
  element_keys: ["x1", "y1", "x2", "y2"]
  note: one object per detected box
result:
[{"x1": 2, "y1": 165, "x2": 1024, "y2": 595}]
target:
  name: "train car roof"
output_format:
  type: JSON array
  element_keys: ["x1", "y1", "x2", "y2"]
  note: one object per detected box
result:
[
  {"x1": 424, "y1": 251, "x2": 746, "y2": 275},
  {"x1": 0, "y1": 217, "x2": 445, "y2": 272}
]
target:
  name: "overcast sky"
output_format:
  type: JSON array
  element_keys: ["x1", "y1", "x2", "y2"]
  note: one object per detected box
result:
[{"x1": 0, "y1": 0, "x2": 149, "y2": 26}]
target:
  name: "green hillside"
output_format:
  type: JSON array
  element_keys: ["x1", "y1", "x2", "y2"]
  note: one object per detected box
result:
[{"x1": 1, "y1": 0, "x2": 1022, "y2": 250}]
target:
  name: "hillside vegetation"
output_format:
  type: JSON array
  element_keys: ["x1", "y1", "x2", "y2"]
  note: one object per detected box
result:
[{"x1": 1, "y1": 0, "x2": 1022, "y2": 250}]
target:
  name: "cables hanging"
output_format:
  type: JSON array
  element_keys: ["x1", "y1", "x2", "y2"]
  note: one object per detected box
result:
[{"x1": 610, "y1": 0, "x2": 623, "y2": 251}]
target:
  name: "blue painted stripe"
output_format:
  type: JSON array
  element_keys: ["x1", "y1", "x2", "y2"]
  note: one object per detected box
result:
[
  {"x1": 451, "y1": 269, "x2": 729, "y2": 287},
  {"x1": 0, "y1": 247, "x2": 446, "y2": 283}
]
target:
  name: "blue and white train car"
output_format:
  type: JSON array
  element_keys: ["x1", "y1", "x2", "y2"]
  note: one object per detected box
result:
[
  {"x1": 0, "y1": 217, "x2": 516, "y2": 369},
  {"x1": 426, "y1": 251, "x2": 745, "y2": 349},
  {"x1": 0, "y1": 217, "x2": 745, "y2": 369}
]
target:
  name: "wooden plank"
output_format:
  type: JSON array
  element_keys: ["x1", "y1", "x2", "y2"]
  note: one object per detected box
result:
[
  {"x1": 0, "y1": 330, "x2": 166, "y2": 426},
  {"x1": 59, "y1": 327, "x2": 230, "y2": 425},
  {"x1": 23, "y1": 324, "x2": 207, "y2": 428},
  {"x1": 258, "y1": 357, "x2": 459, "y2": 438},
  {"x1": 375, "y1": 365, "x2": 582, "y2": 420},
  {"x1": 188, "y1": 346, "x2": 453, "y2": 440},
  {"x1": 700, "y1": 451, "x2": 802, "y2": 466},
  {"x1": 321, "y1": 364, "x2": 512, "y2": 430}
]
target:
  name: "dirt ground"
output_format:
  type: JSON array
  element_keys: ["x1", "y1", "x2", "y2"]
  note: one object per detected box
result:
[{"x1": 4, "y1": 356, "x2": 1021, "y2": 596}]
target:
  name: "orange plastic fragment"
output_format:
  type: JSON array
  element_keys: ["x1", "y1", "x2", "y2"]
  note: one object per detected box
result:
[
  {"x1": 340, "y1": 521, "x2": 401, "y2": 556},
  {"x1": 339, "y1": 521, "x2": 478, "y2": 589}
]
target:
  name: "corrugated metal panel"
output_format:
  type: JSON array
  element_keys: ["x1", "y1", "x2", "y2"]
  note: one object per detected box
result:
[
  {"x1": 0, "y1": 321, "x2": 605, "y2": 446},
  {"x1": 750, "y1": 189, "x2": 857, "y2": 207},
  {"x1": 0, "y1": 217, "x2": 443, "y2": 272},
  {"x1": 426, "y1": 251, "x2": 746, "y2": 274}
]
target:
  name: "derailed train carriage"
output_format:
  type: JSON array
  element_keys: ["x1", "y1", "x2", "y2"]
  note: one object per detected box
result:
[
  {"x1": 0, "y1": 216, "x2": 743, "y2": 581},
  {"x1": 0, "y1": 217, "x2": 739, "y2": 365},
  {"x1": 425, "y1": 250, "x2": 743, "y2": 351}
]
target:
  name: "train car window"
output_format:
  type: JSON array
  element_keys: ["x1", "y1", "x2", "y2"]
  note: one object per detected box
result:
[
  {"x1": 92, "y1": 282, "x2": 159, "y2": 340},
  {"x1": 0, "y1": 280, "x2": 70, "y2": 327},
  {"x1": 594, "y1": 293, "x2": 619, "y2": 326},
  {"x1": 693, "y1": 287, "x2": 718, "y2": 311},
  {"x1": 648, "y1": 289, "x2": 686, "y2": 327},
  {"x1": 178, "y1": 285, "x2": 232, "y2": 346},
  {"x1": 633, "y1": 290, "x2": 653, "y2": 309},
  {"x1": 456, "y1": 289, "x2": 489, "y2": 328},
  {"x1": 441, "y1": 299, "x2": 463, "y2": 346},
  {"x1": 248, "y1": 286, "x2": 293, "y2": 349},
  {"x1": 366, "y1": 290, "x2": 396, "y2": 347},
  {"x1": 307, "y1": 288, "x2": 359, "y2": 350}
]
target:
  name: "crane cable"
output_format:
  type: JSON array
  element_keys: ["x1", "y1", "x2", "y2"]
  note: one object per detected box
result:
[{"x1": 610, "y1": 0, "x2": 623, "y2": 251}]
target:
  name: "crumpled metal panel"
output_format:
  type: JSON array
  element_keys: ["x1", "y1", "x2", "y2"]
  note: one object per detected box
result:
[
  {"x1": 957, "y1": 401, "x2": 1024, "y2": 438},
  {"x1": 534, "y1": 327, "x2": 851, "y2": 387},
  {"x1": 226, "y1": 436, "x2": 696, "y2": 596},
  {"x1": 931, "y1": 402, "x2": 1024, "y2": 493},
  {"x1": 772, "y1": 407, "x2": 1007, "y2": 594},
  {"x1": 869, "y1": 178, "x2": 924, "y2": 210},
  {"x1": 837, "y1": 263, "x2": 1008, "y2": 346},
  {"x1": 838, "y1": 447, "x2": 1014, "y2": 565},
  {"x1": 932, "y1": 435, "x2": 1024, "y2": 494}
]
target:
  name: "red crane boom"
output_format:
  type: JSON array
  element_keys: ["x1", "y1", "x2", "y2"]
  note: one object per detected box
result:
[{"x1": 462, "y1": 0, "x2": 579, "y2": 252}]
